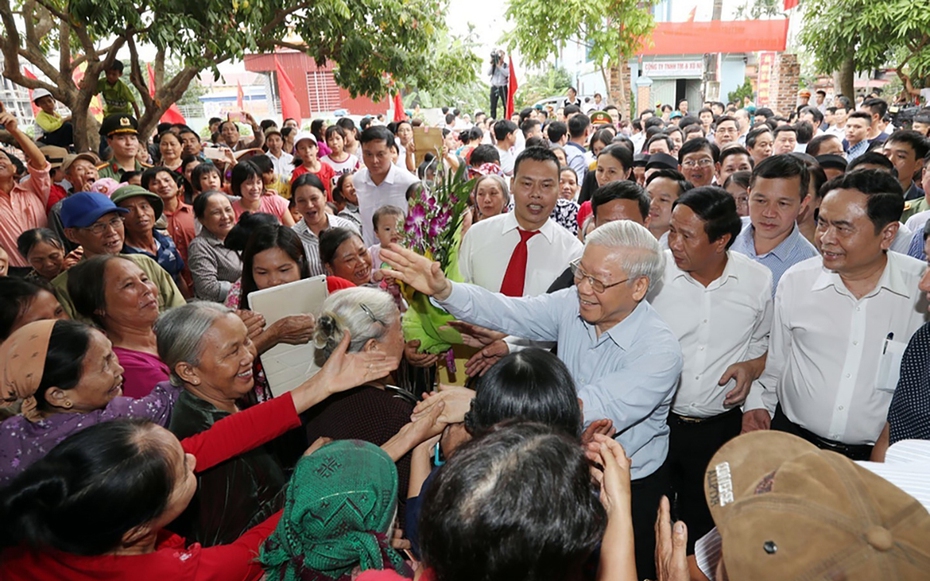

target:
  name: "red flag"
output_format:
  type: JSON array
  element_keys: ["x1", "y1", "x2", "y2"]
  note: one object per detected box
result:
[
  {"x1": 146, "y1": 63, "x2": 186, "y2": 125},
  {"x1": 506, "y1": 57, "x2": 518, "y2": 119},
  {"x1": 784, "y1": 0, "x2": 799, "y2": 9},
  {"x1": 236, "y1": 81, "x2": 244, "y2": 110},
  {"x1": 274, "y1": 56, "x2": 301, "y2": 125},
  {"x1": 23, "y1": 68, "x2": 39, "y2": 115},
  {"x1": 393, "y1": 92, "x2": 405, "y2": 122},
  {"x1": 687, "y1": 6, "x2": 697, "y2": 21}
]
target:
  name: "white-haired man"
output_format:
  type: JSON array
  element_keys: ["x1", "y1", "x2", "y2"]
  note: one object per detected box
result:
[{"x1": 381, "y1": 220, "x2": 682, "y2": 580}]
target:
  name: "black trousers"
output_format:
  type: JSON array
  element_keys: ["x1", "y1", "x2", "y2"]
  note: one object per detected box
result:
[
  {"x1": 38, "y1": 122, "x2": 74, "y2": 149},
  {"x1": 630, "y1": 461, "x2": 671, "y2": 580},
  {"x1": 489, "y1": 85, "x2": 507, "y2": 119},
  {"x1": 667, "y1": 408, "x2": 742, "y2": 554},
  {"x1": 771, "y1": 404, "x2": 873, "y2": 461}
]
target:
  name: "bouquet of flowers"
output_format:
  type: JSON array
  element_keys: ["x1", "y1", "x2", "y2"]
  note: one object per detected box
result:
[{"x1": 398, "y1": 159, "x2": 473, "y2": 356}]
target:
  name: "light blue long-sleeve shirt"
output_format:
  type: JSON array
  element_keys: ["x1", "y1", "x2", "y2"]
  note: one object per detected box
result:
[{"x1": 438, "y1": 283, "x2": 683, "y2": 480}]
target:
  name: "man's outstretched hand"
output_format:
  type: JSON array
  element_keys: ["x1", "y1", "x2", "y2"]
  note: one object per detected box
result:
[{"x1": 379, "y1": 244, "x2": 453, "y2": 300}]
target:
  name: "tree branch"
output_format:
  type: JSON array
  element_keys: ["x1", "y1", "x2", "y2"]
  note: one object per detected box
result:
[
  {"x1": 59, "y1": 21, "x2": 71, "y2": 83},
  {"x1": 30, "y1": 0, "x2": 69, "y2": 24},
  {"x1": 126, "y1": 35, "x2": 154, "y2": 111}
]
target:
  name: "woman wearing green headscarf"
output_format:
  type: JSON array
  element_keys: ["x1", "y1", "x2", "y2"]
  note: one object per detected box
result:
[{"x1": 260, "y1": 439, "x2": 411, "y2": 581}]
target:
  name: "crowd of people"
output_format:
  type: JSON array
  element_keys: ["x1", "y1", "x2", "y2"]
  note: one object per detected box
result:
[{"x1": 0, "y1": 76, "x2": 929, "y2": 581}]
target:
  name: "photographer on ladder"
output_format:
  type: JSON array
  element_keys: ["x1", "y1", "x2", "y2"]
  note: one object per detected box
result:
[{"x1": 488, "y1": 49, "x2": 509, "y2": 120}]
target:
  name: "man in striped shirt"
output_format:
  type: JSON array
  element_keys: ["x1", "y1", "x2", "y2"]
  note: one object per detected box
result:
[{"x1": 730, "y1": 155, "x2": 818, "y2": 296}]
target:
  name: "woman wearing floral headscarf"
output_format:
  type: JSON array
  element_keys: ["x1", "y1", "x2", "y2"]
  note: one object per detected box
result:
[
  {"x1": 260, "y1": 440, "x2": 411, "y2": 581},
  {"x1": 0, "y1": 319, "x2": 180, "y2": 486}
]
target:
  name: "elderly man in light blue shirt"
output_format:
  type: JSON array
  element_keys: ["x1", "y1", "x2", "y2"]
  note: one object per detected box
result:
[{"x1": 381, "y1": 220, "x2": 682, "y2": 580}]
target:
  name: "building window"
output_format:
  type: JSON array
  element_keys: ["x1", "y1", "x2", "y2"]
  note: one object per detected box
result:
[{"x1": 305, "y1": 71, "x2": 341, "y2": 112}]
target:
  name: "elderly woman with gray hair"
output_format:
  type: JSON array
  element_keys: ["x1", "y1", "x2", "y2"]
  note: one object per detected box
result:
[
  {"x1": 380, "y1": 219, "x2": 684, "y2": 579},
  {"x1": 302, "y1": 286, "x2": 419, "y2": 528},
  {"x1": 156, "y1": 301, "x2": 396, "y2": 548}
]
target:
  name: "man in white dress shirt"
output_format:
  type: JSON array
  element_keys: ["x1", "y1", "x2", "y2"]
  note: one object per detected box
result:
[
  {"x1": 649, "y1": 186, "x2": 773, "y2": 550},
  {"x1": 459, "y1": 147, "x2": 583, "y2": 369},
  {"x1": 354, "y1": 126, "x2": 420, "y2": 246},
  {"x1": 744, "y1": 170, "x2": 929, "y2": 460}
]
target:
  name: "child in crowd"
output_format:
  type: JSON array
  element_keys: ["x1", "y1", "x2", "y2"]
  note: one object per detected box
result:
[
  {"x1": 333, "y1": 172, "x2": 361, "y2": 230},
  {"x1": 320, "y1": 126, "x2": 360, "y2": 189},
  {"x1": 190, "y1": 162, "x2": 225, "y2": 200},
  {"x1": 369, "y1": 205, "x2": 405, "y2": 281},
  {"x1": 32, "y1": 89, "x2": 73, "y2": 149},
  {"x1": 120, "y1": 171, "x2": 143, "y2": 186},
  {"x1": 286, "y1": 196, "x2": 302, "y2": 225},
  {"x1": 95, "y1": 60, "x2": 140, "y2": 118},
  {"x1": 249, "y1": 154, "x2": 289, "y2": 198},
  {"x1": 89, "y1": 177, "x2": 122, "y2": 196},
  {"x1": 290, "y1": 132, "x2": 335, "y2": 201},
  {"x1": 369, "y1": 205, "x2": 407, "y2": 312}
]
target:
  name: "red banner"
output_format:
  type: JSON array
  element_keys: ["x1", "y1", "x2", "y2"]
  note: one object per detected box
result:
[{"x1": 274, "y1": 56, "x2": 301, "y2": 124}]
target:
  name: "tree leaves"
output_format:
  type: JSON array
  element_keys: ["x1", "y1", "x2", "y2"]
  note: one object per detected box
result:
[
  {"x1": 799, "y1": 0, "x2": 930, "y2": 87},
  {"x1": 4, "y1": 0, "x2": 478, "y2": 147},
  {"x1": 504, "y1": 0, "x2": 656, "y2": 76}
]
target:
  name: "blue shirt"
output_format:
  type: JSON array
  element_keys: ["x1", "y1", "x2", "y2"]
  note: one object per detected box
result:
[
  {"x1": 731, "y1": 220, "x2": 818, "y2": 296},
  {"x1": 123, "y1": 230, "x2": 185, "y2": 284},
  {"x1": 908, "y1": 228, "x2": 926, "y2": 261},
  {"x1": 438, "y1": 283, "x2": 683, "y2": 480}
]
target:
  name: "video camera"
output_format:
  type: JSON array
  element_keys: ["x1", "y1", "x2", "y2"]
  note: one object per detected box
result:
[
  {"x1": 888, "y1": 105, "x2": 919, "y2": 129},
  {"x1": 490, "y1": 49, "x2": 504, "y2": 66}
]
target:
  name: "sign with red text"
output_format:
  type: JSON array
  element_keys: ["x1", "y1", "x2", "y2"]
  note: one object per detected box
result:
[
  {"x1": 642, "y1": 60, "x2": 704, "y2": 78},
  {"x1": 757, "y1": 52, "x2": 776, "y2": 106}
]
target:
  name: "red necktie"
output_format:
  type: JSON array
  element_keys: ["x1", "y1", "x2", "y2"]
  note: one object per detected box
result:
[{"x1": 500, "y1": 229, "x2": 540, "y2": 297}]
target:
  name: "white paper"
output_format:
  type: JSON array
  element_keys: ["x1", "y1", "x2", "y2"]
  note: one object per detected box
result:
[{"x1": 247, "y1": 275, "x2": 329, "y2": 396}]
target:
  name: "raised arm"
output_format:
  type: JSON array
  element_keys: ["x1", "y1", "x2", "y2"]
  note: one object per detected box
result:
[
  {"x1": 380, "y1": 243, "x2": 564, "y2": 341},
  {"x1": 0, "y1": 111, "x2": 47, "y2": 171}
]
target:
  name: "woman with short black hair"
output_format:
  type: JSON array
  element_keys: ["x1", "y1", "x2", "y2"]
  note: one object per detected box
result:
[
  {"x1": 16, "y1": 227, "x2": 71, "y2": 282},
  {"x1": 0, "y1": 276, "x2": 67, "y2": 342},
  {"x1": 68, "y1": 255, "x2": 169, "y2": 399}
]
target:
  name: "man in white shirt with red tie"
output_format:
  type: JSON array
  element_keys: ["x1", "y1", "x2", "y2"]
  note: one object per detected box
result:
[
  {"x1": 458, "y1": 147, "x2": 583, "y2": 364},
  {"x1": 744, "y1": 170, "x2": 929, "y2": 460}
]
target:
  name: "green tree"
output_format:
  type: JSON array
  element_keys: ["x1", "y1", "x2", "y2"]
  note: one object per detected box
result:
[
  {"x1": 733, "y1": 0, "x2": 783, "y2": 19},
  {"x1": 0, "y1": 0, "x2": 478, "y2": 149},
  {"x1": 514, "y1": 66, "x2": 573, "y2": 109},
  {"x1": 727, "y1": 77, "x2": 754, "y2": 105},
  {"x1": 799, "y1": 0, "x2": 930, "y2": 100},
  {"x1": 400, "y1": 25, "x2": 483, "y2": 115},
  {"x1": 503, "y1": 0, "x2": 657, "y2": 115}
]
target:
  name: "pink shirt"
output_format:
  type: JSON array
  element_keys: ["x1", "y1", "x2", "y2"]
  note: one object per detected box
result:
[
  {"x1": 232, "y1": 194, "x2": 290, "y2": 224},
  {"x1": 0, "y1": 163, "x2": 51, "y2": 266},
  {"x1": 112, "y1": 346, "x2": 170, "y2": 399}
]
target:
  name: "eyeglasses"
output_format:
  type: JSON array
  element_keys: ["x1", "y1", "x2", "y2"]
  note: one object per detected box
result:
[
  {"x1": 681, "y1": 158, "x2": 715, "y2": 168},
  {"x1": 570, "y1": 259, "x2": 629, "y2": 293},
  {"x1": 82, "y1": 216, "x2": 124, "y2": 236}
]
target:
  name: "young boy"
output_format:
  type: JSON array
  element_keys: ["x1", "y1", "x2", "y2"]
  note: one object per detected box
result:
[
  {"x1": 369, "y1": 204, "x2": 405, "y2": 282},
  {"x1": 33, "y1": 89, "x2": 73, "y2": 149},
  {"x1": 97, "y1": 60, "x2": 141, "y2": 119}
]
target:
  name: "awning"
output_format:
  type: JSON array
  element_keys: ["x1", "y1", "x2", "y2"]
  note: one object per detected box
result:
[{"x1": 637, "y1": 20, "x2": 789, "y2": 56}]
